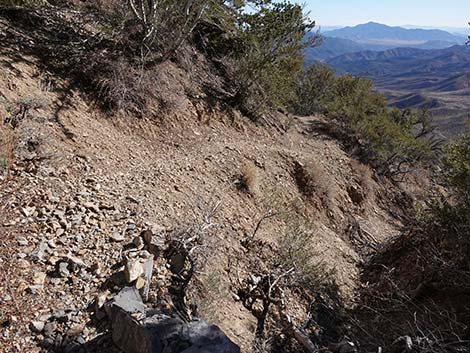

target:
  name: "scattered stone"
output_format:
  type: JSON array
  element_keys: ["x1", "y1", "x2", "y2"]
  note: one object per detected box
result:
[
  {"x1": 58, "y1": 262, "x2": 70, "y2": 278},
  {"x1": 107, "y1": 287, "x2": 146, "y2": 315},
  {"x1": 17, "y1": 259, "x2": 30, "y2": 269},
  {"x1": 66, "y1": 323, "x2": 85, "y2": 337},
  {"x1": 67, "y1": 255, "x2": 87, "y2": 269},
  {"x1": 126, "y1": 195, "x2": 140, "y2": 204},
  {"x1": 110, "y1": 231, "x2": 125, "y2": 242},
  {"x1": 17, "y1": 237, "x2": 28, "y2": 246},
  {"x1": 123, "y1": 251, "x2": 154, "y2": 301},
  {"x1": 43, "y1": 322, "x2": 57, "y2": 338},
  {"x1": 31, "y1": 241, "x2": 50, "y2": 262},
  {"x1": 83, "y1": 202, "x2": 100, "y2": 214},
  {"x1": 22, "y1": 207, "x2": 36, "y2": 217},
  {"x1": 33, "y1": 272, "x2": 47, "y2": 286},
  {"x1": 99, "y1": 201, "x2": 115, "y2": 211},
  {"x1": 30, "y1": 321, "x2": 45, "y2": 333}
]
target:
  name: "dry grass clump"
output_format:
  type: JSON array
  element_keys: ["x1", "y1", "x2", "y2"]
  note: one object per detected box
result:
[
  {"x1": 0, "y1": 96, "x2": 47, "y2": 178},
  {"x1": 238, "y1": 160, "x2": 259, "y2": 195},
  {"x1": 0, "y1": 114, "x2": 17, "y2": 179},
  {"x1": 95, "y1": 59, "x2": 156, "y2": 116},
  {"x1": 293, "y1": 160, "x2": 335, "y2": 207},
  {"x1": 350, "y1": 159, "x2": 375, "y2": 204}
]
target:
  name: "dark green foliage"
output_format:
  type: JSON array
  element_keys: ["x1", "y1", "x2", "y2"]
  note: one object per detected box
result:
[
  {"x1": 233, "y1": 1, "x2": 320, "y2": 114},
  {"x1": 292, "y1": 64, "x2": 434, "y2": 177},
  {"x1": 442, "y1": 132, "x2": 470, "y2": 202},
  {"x1": 292, "y1": 64, "x2": 334, "y2": 115},
  {"x1": 199, "y1": 1, "x2": 320, "y2": 116},
  {"x1": 88, "y1": 0, "x2": 319, "y2": 115},
  {"x1": 424, "y1": 132, "x2": 470, "y2": 244}
]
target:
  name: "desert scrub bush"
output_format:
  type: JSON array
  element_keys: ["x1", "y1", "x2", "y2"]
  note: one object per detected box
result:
[
  {"x1": 0, "y1": 113, "x2": 17, "y2": 178},
  {"x1": 237, "y1": 160, "x2": 259, "y2": 195},
  {"x1": 194, "y1": 271, "x2": 229, "y2": 322},
  {"x1": 0, "y1": 96, "x2": 47, "y2": 177},
  {"x1": 292, "y1": 65, "x2": 435, "y2": 178},
  {"x1": 423, "y1": 131, "x2": 470, "y2": 247},
  {"x1": 349, "y1": 159, "x2": 375, "y2": 204},
  {"x1": 232, "y1": 1, "x2": 320, "y2": 116},
  {"x1": 277, "y1": 217, "x2": 335, "y2": 290},
  {"x1": 95, "y1": 58, "x2": 155, "y2": 115},
  {"x1": 293, "y1": 160, "x2": 335, "y2": 207},
  {"x1": 197, "y1": 0, "x2": 320, "y2": 118},
  {"x1": 442, "y1": 132, "x2": 470, "y2": 201},
  {"x1": 103, "y1": 0, "x2": 209, "y2": 65},
  {"x1": 292, "y1": 63, "x2": 334, "y2": 115}
]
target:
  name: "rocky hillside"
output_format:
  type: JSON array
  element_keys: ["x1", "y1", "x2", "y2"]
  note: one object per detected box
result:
[{"x1": 0, "y1": 6, "x2": 441, "y2": 353}]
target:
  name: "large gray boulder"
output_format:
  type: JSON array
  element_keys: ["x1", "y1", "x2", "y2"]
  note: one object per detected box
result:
[{"x1": 106, "y1": 287, "x2": 240, "y2": 353}]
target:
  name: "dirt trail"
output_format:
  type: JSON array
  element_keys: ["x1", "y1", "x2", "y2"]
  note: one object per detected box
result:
[{"x1": 0, "y1": 47, "x2": 406, "y2": 352}]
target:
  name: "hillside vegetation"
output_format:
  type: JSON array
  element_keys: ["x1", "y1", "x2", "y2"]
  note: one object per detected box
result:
[
  {"x1": 305, "y1": 24, "x2": 470, "y2": 137},
  {"x1": 0, "y1": 1, "x2": 469, "y2": 353}
]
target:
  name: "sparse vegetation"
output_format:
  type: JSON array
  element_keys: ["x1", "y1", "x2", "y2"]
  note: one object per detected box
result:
[
  {"x1": 229, "y1": 1, "x2": 320, "y2": 115},
  {"x1": 350, "y1": 159, "x2": 375, "y2": 204},
  {"x1": 2, "y1": 3, "x2": 467, "y2": 353},
  {"x1": 239, "y1": 208, "x2": 338, "y2": 352},
  {"x1": 277, "y1": 217, "x2": 335, "y2": 291},
  {"x1": 292, "y1": 64, "x2": 436, "y2": 178},
  {"x1": 117, "y1": 0, "x2": 209, "y2": 64},
  {"x1": 0, "y1": 97, "x2": 46, "y2": 178},
  {"x1": 238, "y1": 160, "x2": 259, "y2": 195},
  {"x1": 293, "y1": 160, "x2": 335, "y2": 207},
  {"x1": 0, "y1": 117, "x2": 16, "y2": 178},
  {"x1": 355, "y1": 132, "x2": 470, "y2": 353},
  {"x1": 423, "y1": 131, "x2": 470, "y2": 264}
]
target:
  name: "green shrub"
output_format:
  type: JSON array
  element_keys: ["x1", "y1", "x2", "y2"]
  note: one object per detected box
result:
[
  {"x1": 199, "y1": 1, "x2": 320, "y2": 117},
  {"x1": 292, "y1": 65, "x2": 434, "y2": 178},
  {"x1": 426, "y1": 132, "x2": 470, "y2": 240},
  {"x1": 292, "y1": 63, "x2": 334, "y2": 115},
  {"x1": 442, "y1": 132, "x2": 470, "y2": 202},
  {"x1": 235, "y1": 1, "x2": 320, "y2": 115}
]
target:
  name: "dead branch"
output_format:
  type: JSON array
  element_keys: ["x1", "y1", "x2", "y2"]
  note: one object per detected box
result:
[{"x1": 242, "y1": 210, "x2": 278, "y2": 247}]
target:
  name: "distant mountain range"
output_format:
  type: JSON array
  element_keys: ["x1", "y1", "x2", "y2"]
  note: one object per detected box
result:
[
  {"x1": 303, "y1": 22, "x2": 470, "y2": 136},
  {"x1": 326, "y1": 22, "x2": 464, "y2": 45},
  {"x1": 306, "y1": 22, "x2": 467, "y2": 62}
]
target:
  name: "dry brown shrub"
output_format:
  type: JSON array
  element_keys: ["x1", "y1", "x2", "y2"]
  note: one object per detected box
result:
[
  {"x1": 350, "y1": 159, "x2": 375, "y2": 204},
  {"x1": 96, "y1": 58, "x2": 156, "y2": 116},
  {"x1": 293, "y1": 160, "x2": 335, "y2": 206},
  {"x1": 0, "y1": 115, "x2": 17, "y2": 179},
  {"x1": 238, "y1": 160, "x2": 259, "y2": 195}
]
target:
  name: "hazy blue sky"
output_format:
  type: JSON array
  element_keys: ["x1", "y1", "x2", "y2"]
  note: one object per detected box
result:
[{"x1": 300, "y1": 0, "x2": 470, "y2": 28}]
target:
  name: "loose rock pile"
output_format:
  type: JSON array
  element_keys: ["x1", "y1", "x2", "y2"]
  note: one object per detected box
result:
[{"x1": 1, "y1": 158, "x2": 235, "y2": 352}]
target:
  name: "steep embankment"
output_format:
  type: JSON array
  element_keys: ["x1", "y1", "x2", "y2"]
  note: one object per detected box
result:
[{"x1": 0, "y1": 13, "x2": 426, "y2": 353}]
